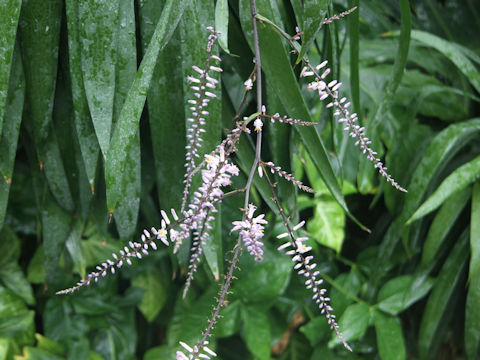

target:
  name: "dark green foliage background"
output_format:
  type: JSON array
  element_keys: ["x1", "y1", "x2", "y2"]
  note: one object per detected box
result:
[{"x1": 0, "y1": 0, "x2": 479, "y2": 359}]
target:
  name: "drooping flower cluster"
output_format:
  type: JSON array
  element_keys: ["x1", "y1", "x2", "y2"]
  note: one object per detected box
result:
[
  {"x1": 300, "y1": 60, "x2": 407, "y2": 192},
  {"x1": 176, "y1": 340, "x2": 217, "y2": 360},
  {"x1": 231, "y1": 204, "x2": 267, "y2": 261},
  {"x1": 56, "y1": 220, "x2": 172, "y2": 295},
  {"x1": 182, "y1": 26, "x2": 223, "y2": 212},
  {"x1": 277, "y1": 220, "x2": 352, "y2": 351},
  {"x1": 182, "y1": 146, "x2": 240, "y2": 297}
]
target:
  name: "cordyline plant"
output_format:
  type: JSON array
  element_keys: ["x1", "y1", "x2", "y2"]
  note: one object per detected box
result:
[{"x1": 57, "y1": 2, "x2": 406, "y2": 359}]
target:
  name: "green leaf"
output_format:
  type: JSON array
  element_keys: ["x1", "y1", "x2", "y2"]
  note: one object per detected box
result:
[
  {"x1": 105, "y1": 0, "x2": 191, "y2": 212},
  {"x1": 373, "y1": 311, "x2": 406, "y2": 360},
  {"x1": 0, "y1": 44, "x2": 24, "y2": 229},
  {"x1": 78, "y1": 0, "x2": 119, "y2": 156},
  {"x1": 112, "y1": 0, "x2": 141, "y2": 238},
  {"x1": 215, "y1": 300, "x2": 241, "y2": 338},
  {"x1": 329, "y1": 302, "x2": 370, "y2": 347},
  {"x1": 376, "y1": 275, "x2": 433, "y2": 316},
  {"x1": 0, "y1": 0, "x2": 21, "y2": 139},
  {"x1": 421, "y1": 186, "x2": 471, "y2": 267},
  {"x1": 64, "y1": 0, "x2": 99, "y2": 187},
  {"x1": 418, "y1": 232, "x2": 468, "y2": 360},
  {"x1": 19, "y1": 0, "x2": 62, "y2": 154},
  {"x1": 14, "y1": 347, "x2": 64, "y2": 360},
  {"x1": 296, "y1": 0, "x2": 330, "y2": 64},
  {"x1": 234, "y1": 246, "x2": 291, "y2": 303},
  {"x1": 299, "y1": 316, "x2": 330, "y2": 346},
  {"x1": 465, "y1": 264, "x2": 480, "y2": 360},
  {"x1": 242, "y1": 305, "x2": 271, "y2": 360},
  {"x1": 41, "y1": 194, "x2": 73, "y2": 288},
  {"x1": 374, "y1": 118, "x2": 480, "y2": 285},
  {"x1": 215, "y1": 0, "x2": 230, "y2": 54},
  {"x1": 408, "y1": 154, "x2": 480, "y2": 224},
  {"x1": 409, "y1": 30, "x2": 480, "y2": 94},
  {"x1": 131, "y1": 269, "x2": 168, "y2": 322},
  {"x1": 465, "y1": 182, "x2": 480, "y2": 359},
  {"x1": 0, "y1": 287, "x2": 35, "y2": 347},
  {"x1": 239, "y1": 2, "x2": 366, "y2": 231},
  {"x1": 144, "y1": 345, "x2": 174, "y2": 360}
]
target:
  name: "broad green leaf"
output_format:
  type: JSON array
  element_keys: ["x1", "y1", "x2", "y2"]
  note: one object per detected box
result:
[
  {"x1": 296, "y1": 0, "x2": 330, "y2": 64},
  {"x1": 14, "y1": 347, "x2": 64, "y2": 360},
  {"x1": 106, "y1": 0, "x2": 191, "y2": 212},
  {"x1": 465, "y1": 265, "x2": 480, "y2": 360},
  {"x1": 0, "y1": 338, "x2": 14, "y2": 360},
  {"x1": 131, "y1": 269, "x2": 168, "y2": 322},
  {"x1": 19, "y1": 0, "x2": 62, "y2": 156},
  {"x1": 465, "y1": 182, "x2": 480, "y2": 359},
  {"x1": 26, "y1": 246, "x2": 45, "y2": 284},
  {"x1": 78, "y1": 0, "x2": 119, "y2": 156},
  {"x1": 421, "y1": 186, "x2": 470, "y2": 267},
  {"x1": 215, "y1": 0, "x2": 230, "y2": 54},
  {"x1": 35, "y1": 334, "x2": 65, "y2": 357},
  {"x1": 329, "y1": 302, "x2": 370, "y2": 347},
  {"x1": 138, "y1": 1, "x2": 186, "y2": 213},
  {"x1": 376, "y1": 275, "x2": 433, "y2": 316},
  {"x1": 234, "y1": 246, "x2": 291, "y2": 303},
  {"x1": 144, "y1": 345, "x2": 174, "y2": 360},
  {"x1": 408, "y1": 154, "x2": 480, "y2": 224},
  {"x1": 64, "y1": 0, "x2": 99, "y2": 187},
  {"x1": 167, "y1": 287, "x2": 217, "y2": 348},
  {"x1": 0, "y1": 0, "x2": 21, "y2": 138},
  {"x1": 242, "y1": 305, "x2": 271, "y2": 360},
  {"x1": 0, "y1": 44, "x2": 24, "y2": 229},
  {"x1": 299, "y1": 316, "x2": 330, "y2": 346},
  {"x1": 470, "y1": 182, "x2": 480, "y2": 281},
  {"x1": 239, "y1": 2, "x2": 366, "y2": 231},
  {"x1": 418, "y1": 232, "x2": 468, "y2": 360},
  {"x1": 64, "y1": 218, "x2": 86, "y2": 278},
  {"x1": 112, "y1": 0, "x2": 141, "y2": 239},
  {"x1": 215, "y1": 300, "x2": 241, "y2": 338},
  {"x1": 373, "y1": 312, "x2": 406, "y2": 360},
  {"x1": 0, "y1": 287, "x2": 35, "y2": 347},
  {"x1": 409, "y1": 30, "x2": 480, "y2": 94}
]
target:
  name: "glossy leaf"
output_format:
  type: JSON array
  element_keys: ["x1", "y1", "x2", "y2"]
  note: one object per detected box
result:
[
  {"x1": 105, "y1": 0, "x2": 191, "y2": 212},
  {"x1": 0, "y1": 44, "x2": 24, "y2": 229},
  {"x1": 329, "y1": 302, "x2": 370, "y2": 347},
  {"x1": 0, "y1": 0, "x2": 21, "y2": 138},
  {"x1": 131, "y1": 269, "x2": 168, "y2": 323},
  {"x1": 421, "y1": 186, "x2": 470, "y2": 267},
  {"x1": 465, "y1": 182, "x2": 480, "y2": 359},
  {"x1": 408, "y1": 154, "x2": 480, "y2": 224},
  {"x1": 418, "y1": 232, "x2": 468, "y2": 360},
  {"x1": 215, "y1": 0, "x2": 230, "y2": 54},
  {"x1": 19, "y1": 0, "x2": 61, "y2": 155},
  {"x1": 373, "y1": 311, "x2": 406, "y2": 360},
  {"x1": 410, "y1": 30, "x2": 480, "y2": 94},
  {"x1": 376, "y1": 275, "x2": 433, "y2": 316},
  {"x1": 64, "y1": 0, "x2": 99, "y2": 187},
  {"x1": 242, "y1": 305, "x2": 271, "y2": 360},
  {"x1": 78, "y1": 0, "x2": 119, "y2": 156},
  {"x1": 296, "y1": 0, "x2": 330, "y2": 64}
]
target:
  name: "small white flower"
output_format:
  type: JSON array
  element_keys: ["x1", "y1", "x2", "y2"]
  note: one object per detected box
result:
[
  {"x1": 253, "y1": 118, "x2": 263, "y2": 132},
  {"x1": 244, "y1": 78, "x2": 253, "y2": 90}
]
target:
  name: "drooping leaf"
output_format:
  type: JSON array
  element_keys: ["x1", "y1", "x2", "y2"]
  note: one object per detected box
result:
[
  {"x1": 64, "y1": 0, "x2": 99, "y2": 188},
  {"x1": 215, "y1": 0, "x2": 230, "y2": 54},
  {"x1": 131, "y1": 269, "x2": 168, "y2": 323},
  {"x1": 329, "y1": 302, "x2": 370, "y2": 348},
  {"x1": 421, "y1": 186, "x2": 471, "y2": 267},
  {"x1": 408, "y1": 154, "x2": 480, "y2": 224},
  {"x1": 105, "y1": 0, "x2": 191, "y2": 212},
  {"x1": 0, "y1": 0, "x2": 21, "y2": 139},
  {"x1": 0, "y1": 44, "x2": 24, "y2": 229}
]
